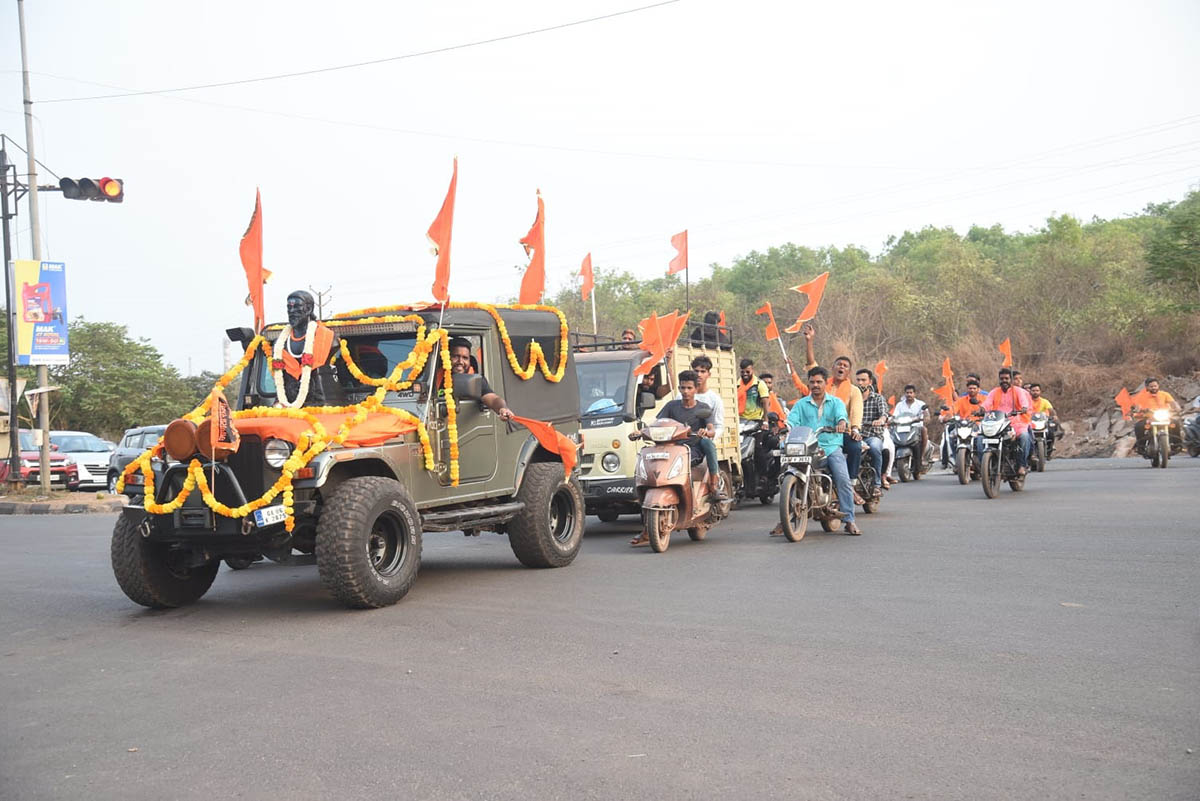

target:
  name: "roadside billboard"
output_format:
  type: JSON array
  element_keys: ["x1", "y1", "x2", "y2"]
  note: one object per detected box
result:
[{"x1": 11, "y1": 260, "x2": 69, "y2": 366}]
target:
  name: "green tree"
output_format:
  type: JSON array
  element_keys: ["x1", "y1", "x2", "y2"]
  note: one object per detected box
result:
[{"x1": 1146, "y1": 189, "x2": 1200, "y2": 308}]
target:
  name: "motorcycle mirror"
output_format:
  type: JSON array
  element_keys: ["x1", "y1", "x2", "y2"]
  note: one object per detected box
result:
[
  {"x1": 694, "y1": 406, "x2": 712, "y2": 421},
  {"x1": 767, "y1": 412, "x2": 780, "y2": 424}
]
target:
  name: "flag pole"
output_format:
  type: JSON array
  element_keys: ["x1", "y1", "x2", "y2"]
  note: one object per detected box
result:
[
  {"x1": 590, "y1": 290, "x2": 597, "y2": 335},
  {"x1": 685, "y1": 262, "x2": 690, "y2": 314}
]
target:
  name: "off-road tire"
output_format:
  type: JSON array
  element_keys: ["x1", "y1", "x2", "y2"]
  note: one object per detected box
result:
[
  {"x1": 508, "y1": 463, "x2": 585, "y2": 568},
  {"x1": 645, "y1": 507, "x2": 674, "y2": 553},
  {"x1": 111, "y1": 515, "x2": 219, "y2": 608},
  {"x1": 778, "y1": 474, "x2": 808, "y2": 542},
  {"x1": 1157, "y1": 432, "x2": 1170, "y2": 468},
  {"x1": 596, "y1": 508, "x2": 620, "y2": 523},
  {"x1": 981, "y1": 452, "x2": 1000, "y2": 499},
  {"x1": 956, "y1": 449, "x2": 970, "y2": 485},
  {"x1": 315, "y1": 476, "x2": 422, "y2": 609}
]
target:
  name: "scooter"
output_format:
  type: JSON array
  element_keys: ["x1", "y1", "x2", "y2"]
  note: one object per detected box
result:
[
  {"x1": 891, "y1": 413, "x2": 932, "y2": 482},
  {"x1": 776, "y1": 425, "x2": 847, "y2": 541},
  {"x1": 737, "y1": 413, "x2": 782, "y2": 506},
  {"x1": 631, "y1": 413, "x2": 731, "y2": 552},
  {"x1": 950, "y1": 416, "x2": 980, "y2": 485}
]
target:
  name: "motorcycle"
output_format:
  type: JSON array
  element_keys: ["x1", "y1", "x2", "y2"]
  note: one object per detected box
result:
[
  {"x1": 631, "y1": 414, "x2": 731, "y2": 552},
  {"x1": 1142, "y1": 409, "x2": 1182, "y2": 469},
  {"x1": 1029, "y1": 412, "x2": 1052, "y2": 472},
  {"x1": 978, "y1": 410, "x2": 1026, "y2": 498},
  {"x1": 947, "y1": 416, "x2": 980, "y2": 485},
  {"x1": 891, "y1": 413, "x2": 932, "y2": 482},
  {"x1": 776, "y1": 425, "x2": 847, "y2": 541},
  {"x1": 738, "y1": 413, "x2": 782, "y2": 506},
  {"x1": 854, "y1": 439, "x2": 881, "y2": 515},
  {"x1": 1184, "y1": 411, "x2": 1200, "y2": 458}
]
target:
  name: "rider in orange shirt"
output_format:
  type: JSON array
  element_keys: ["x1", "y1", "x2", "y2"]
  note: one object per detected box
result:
[{"x1": 1131, "y1": 377, "x2": 1180, "y2": 454}]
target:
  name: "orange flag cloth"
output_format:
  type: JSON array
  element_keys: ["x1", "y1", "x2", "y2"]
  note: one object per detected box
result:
[
  {"x1": 755, "y1": 301, "x2": 780, "y2": 341},
  {"x1": 887, "y1": 394, "x2": 896, "y2": 409},
  {"x1": 518, "y1": 191, "x2": 546, "y2": 304},
  {"x1": 931, "y1": 379, "x2": 955, "y2": 407},
  {"x1": 237, "y1": 412, "x2": 418, "y2": 449},
  {"x1": 942, "y1": 358, "x2": 954, "y2": 380},
  {"x1": 579, "y1": 253, "x2": 594, "y2": 301},
  {"x1": 998, "y1": 338, "x2": 1013, "y2": 367},
  {"x1": 874, "y1": 360, "x2": 888, "y2": 391},
  {"x1": 512, "y1": 415, "x2": 578, "y2": 479},
  {"x1": 634, "y1": 310, "x2": 688, "y2": 377},
  {"x1": 784, "y1": 272, "x2": 831, "y2": 333},
  {"x1": 1114, "y1": 387, "x2": 1133, "y2": 420},
  {"x1": 767, "y1": 392, "x2": 788, "y2": 425},
  {"x1": 428, "y1": 157, "x2": 458, "y2": 304},
  {"x1": 668, "y1": 230, "x2": 688, "y2": 275},
  {"x1": 239, "y1": 189, "x2": 270, "y2": 333}
]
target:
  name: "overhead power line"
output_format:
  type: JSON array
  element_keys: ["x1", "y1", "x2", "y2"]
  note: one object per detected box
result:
[{"x1": 38, "y1": 0, "x2": 680, "y2": 103}]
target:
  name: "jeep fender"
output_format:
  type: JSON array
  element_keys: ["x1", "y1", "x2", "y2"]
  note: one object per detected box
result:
[{"x1": 512, "y1": 435, "x2": 567, "y2": 493}]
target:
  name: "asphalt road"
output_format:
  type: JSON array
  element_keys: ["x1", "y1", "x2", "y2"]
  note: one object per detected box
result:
[{"x1": 1, "y1": 458, "x2": 1197, "y2": 801}]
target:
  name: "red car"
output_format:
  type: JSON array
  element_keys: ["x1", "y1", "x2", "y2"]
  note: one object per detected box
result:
[{"x1": 0, "y1": 430, "x2": 80, "y2": 489}]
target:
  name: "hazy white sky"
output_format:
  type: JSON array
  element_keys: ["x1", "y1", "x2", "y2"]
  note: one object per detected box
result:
[{"x1": 3, "y1": 0, "x2": 1198, "y2": 373}]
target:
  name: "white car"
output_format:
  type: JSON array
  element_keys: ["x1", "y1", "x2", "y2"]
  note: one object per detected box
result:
[{"x1": 49, "y1": 430, "x2": 113, "y2": 490}]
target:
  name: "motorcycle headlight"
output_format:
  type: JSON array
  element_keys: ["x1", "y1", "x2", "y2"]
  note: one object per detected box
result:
[
  {"x1": 666, "y1": 455, "x2": 685, "y2": 480},
  {"x1": 957, "y1": 426, "x2": 972, "y2": 438},
  {"x1": 1152, "y1": 409, "x2": 1170, "y2": 423},
  {"x1": 648, "y1": 426, "x2": 674, "y2": 442},
  {"x1": 786, "y1": 443, "x2": 804, "y2": 456},
  {"x1": 601, "y1": 452, "x2": 620, "y2": 473},
  {"x1": 264, "y1": 438, "x2": 293, "y2": 469}
]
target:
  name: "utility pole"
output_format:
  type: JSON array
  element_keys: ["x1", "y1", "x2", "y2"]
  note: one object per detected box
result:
[
  {"x1": 17, "y1": 0, "x2": 50, "y2": 492},
  {"x1": 309, "y1": 285, "x2": 333, "y2": 319},
  {"x1": 1, "y1": 144, "x2": 22, "y2": 486}
]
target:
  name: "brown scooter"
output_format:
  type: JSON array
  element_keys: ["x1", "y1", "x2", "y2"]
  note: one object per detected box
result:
[{"x1": 630, "y1": 413, "x2": 731, "y2": 553}]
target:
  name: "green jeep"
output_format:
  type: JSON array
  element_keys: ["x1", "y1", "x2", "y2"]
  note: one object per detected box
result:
[{"x1": 111, "y1": 304, "x2": 585, "y2": 609}]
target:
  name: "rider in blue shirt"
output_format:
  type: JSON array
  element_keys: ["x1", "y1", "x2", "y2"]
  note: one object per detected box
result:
[{"x1": 784, "y1": 366, "x2": 860, "y2": 534}]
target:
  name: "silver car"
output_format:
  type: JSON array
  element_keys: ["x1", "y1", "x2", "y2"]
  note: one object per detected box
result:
[{"x1": 49, "y1": 430, "x2": 114, "y2": 490}]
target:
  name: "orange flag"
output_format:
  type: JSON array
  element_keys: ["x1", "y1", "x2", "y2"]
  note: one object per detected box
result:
[
  {"x1": 783, "y1": 272, "x2": 830, "y2": 333},
  {"x1": 887, "y1": 394, "x2": 896, "y2": 409},
  {"x1": 755, "y1": 301, "x2": 780, "y2": 341},
  {"x1": 579, "y1": 253, "x2": 594, "y2": 301},
  {"x1": 512, "y1": 415, "x2": 577, "y2": 479},
  {"x1": 668, "y1": 230, "x2": 688, "y2": 275},
  {"x1": 998, "y1": 338, "x2": 1013, "y2": 367},
  {"x1": 875, "y1": 360, "x2": 888, "y2": 390},
  {"x1": 1114, "y1": 387, "x2": 1133, "y2": 420},
  {"x1": 942, "y1": 358, "x2": 953, "y2": 380},
  {"x1": 767, "y1": 392, "x2": 788, "y2": 424},
  {"x1": 634, "y1": 310, "x2": 688, "y2": 376},
  {"x1": 518, "y1": 191, "x2": 546, "y2": 304},
  {"x1": 427, "y1": 158, "x2": 458, "y2": 304},
  {"x1": 239, "y1": 189, "x2": 269, "y2": 333},
  {"x1": 931, "y1": 379, "x2": 955, "y2": 407}
]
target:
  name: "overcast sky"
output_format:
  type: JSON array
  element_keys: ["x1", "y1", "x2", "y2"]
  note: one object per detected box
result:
[{"x1": 3, "y1": 0, "x2": 1198, "y2": 373}]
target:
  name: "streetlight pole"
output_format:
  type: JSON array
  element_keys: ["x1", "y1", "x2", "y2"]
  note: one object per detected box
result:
[
  {"x1": 17, "y1": 0, "x2": 50, "y2": 492},
  {"x1": 1, "y1": 144, "x2": 22, "y2": 486}
]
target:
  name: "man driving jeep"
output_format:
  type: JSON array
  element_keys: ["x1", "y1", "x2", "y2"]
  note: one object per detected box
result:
[{"x1": 448, "y1": 337, "x2": 514, "y2": 422}]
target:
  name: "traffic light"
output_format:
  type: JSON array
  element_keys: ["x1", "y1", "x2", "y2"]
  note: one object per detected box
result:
[{"x1": 59, "y1": 177, "x2": 123, "y2": 203}]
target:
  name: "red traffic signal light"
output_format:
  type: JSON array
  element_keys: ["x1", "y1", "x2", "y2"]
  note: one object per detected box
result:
[{"x1": 59, "y1": 177, "x2": 123, "y2": 203}]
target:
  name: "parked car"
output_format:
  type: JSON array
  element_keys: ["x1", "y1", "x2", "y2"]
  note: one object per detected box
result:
[
  {"x1": 0, "y1": 430, "x2": 80, "y2": 490},
  {"x1": 108, "y1": 425, "x2": 167, "y2": 495},
  {"x1": 50, "y1": 430, "x2": 113, "y2": 490}
]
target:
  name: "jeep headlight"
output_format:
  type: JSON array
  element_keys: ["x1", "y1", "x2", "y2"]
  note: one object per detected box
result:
[
  {"x1": 601, "y1": 452, "x2": 620, "y2": 473},
  {"x1": 786, "y1": 443, "x2": 804, "y2": 456},
  {"x1": 264, "y1": 438, "x2": 293, "y2": 469},
  {"x1": 1152, "y1": 409, "x2": 1170, "y2": 423},
  {"x1": 666, "y1": 455, "x2": 684, "y2": 480}
]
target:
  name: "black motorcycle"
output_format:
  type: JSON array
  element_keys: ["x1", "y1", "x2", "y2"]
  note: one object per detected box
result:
[
  {"x1": 978, "y1": 410, "x2": 1026, "y2": 498},
  {"x1": 1185, "y1": 411, "x2": 1200, "y2": 458},
  {"x1": 738, "y1": 413, "x2": 782, "y2": 505},
  {"x1": 1028, "y1": 412, "x2": 1055, "y2": 472}
]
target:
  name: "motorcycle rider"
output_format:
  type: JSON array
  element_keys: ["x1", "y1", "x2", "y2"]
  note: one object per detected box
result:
[
  {"x1": 893, "y1": 385, "x2": 930, "y2": 471},
  {"x1": 979, "y1": 367, "x2": 1033, "y2": 476},
  {"x1": 939, "y1": 378, "x2": 984, "y2": 466},
  {"x1": 855, "y1": 368, "x2": 890, "y2": 492},
  {"x1": 1132, "y1": 377, "x2": 1181, "y2": 454},
  {"x1": 1011, "y1": 369, "x2": 1024, "y2": 389},
  {"x1": 674, "y1": 356, "x2": 728, "y2": 498},
  {"x1": 759, "y1": 372, "x2": 790, "y2": 427},
  {"x1": 805, "y1": 326, "x2": 865, "y2": 503},
  {"x1": 737, "y1": 359, "x2": 772, "y2": 423},
  {"x1": 783, "y1": 366, "x2": 859, "y2": 535}
]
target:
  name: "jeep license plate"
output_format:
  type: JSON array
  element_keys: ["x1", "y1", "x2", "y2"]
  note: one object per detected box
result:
[
  {"x1": 254, "y1": 505, "x2": 287, "y2": 527},
  {"x1": 782, "y1": 455, "x2": 811, "y2": 465}
]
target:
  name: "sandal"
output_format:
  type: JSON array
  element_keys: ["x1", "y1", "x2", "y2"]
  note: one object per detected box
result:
[{"x1": 630, "y1": 533, "x2": 649, "y2": 547}]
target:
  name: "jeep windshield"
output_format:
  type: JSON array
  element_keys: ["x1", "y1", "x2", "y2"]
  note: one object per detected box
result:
[
  {"x1": 257, "y1": 331, "x2": 430, "y2": 414},
  {"x1": 577, "y1": 360, "x2": 633, "y2": 417}
]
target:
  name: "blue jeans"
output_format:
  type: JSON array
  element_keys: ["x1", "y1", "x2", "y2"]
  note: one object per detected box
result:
[
  {"x1": 697, "y1": 437, "x2": 719, "y2": 477},
  {"x1": 826, "y1": 449, "x2": 855, "y2": 523},
  {"x1": 975, "y1": 431, "x2": 1033, "y2": 469},
  {"x1": 843, "y1": 433, "x2": 862, "y2": 486},
  {"x1": 864, "y1": 436, "x2": 884, "y2": 487}
]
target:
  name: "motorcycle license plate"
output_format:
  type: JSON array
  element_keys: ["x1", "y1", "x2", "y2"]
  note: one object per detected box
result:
[
  {"x1": 983, "y1": 438, "x2": 1000, "y2": 445},
  {"x1": 642, "y1": 452, "x2": 670, "y2": 461},
  {"x1": 896, "y1": 426, "x2": 911, "y2": 433},
  {"x1": 254, "y1": 505, "x2": 288, "y2": 527},
  {"x1": 782, "y1": 455, "x2": 811, "y2": 465}
]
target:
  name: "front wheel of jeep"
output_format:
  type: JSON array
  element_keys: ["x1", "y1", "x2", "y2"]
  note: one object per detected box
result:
[
  {"x1": 315, "y1": 476, "x2": 422, "y2": 609},
  {"x1": 111, "y1": 515, "x2": 219, "y2": 608},
  {"x1": 508, "y1": 462, "x2": 585, "y2": 568}
]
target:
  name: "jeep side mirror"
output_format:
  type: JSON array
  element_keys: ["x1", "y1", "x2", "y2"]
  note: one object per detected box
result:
[
  {"x1": 453, "y1": 373, "x2": 484, "y2": 401},
  {"x1": 622, "y1": 414, "x2": 636, "y2": 423},
  {"x1": 225, "y1": 326, "x2": 255, "y2": 345}
]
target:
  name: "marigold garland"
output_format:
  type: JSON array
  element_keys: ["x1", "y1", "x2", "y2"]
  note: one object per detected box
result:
[{"x1": 120, "y1": 300, "x2": 568, "y2": 525}]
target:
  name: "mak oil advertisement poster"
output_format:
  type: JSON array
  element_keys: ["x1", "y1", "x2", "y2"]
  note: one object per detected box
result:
[{"x1": 11, "y1": 260, "x2": 70, "y2": 366}]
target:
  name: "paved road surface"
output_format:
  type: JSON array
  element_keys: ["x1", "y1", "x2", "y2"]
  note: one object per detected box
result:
[{"x1": 1, "y1": 458, "x2": 1197, "y2": 800}]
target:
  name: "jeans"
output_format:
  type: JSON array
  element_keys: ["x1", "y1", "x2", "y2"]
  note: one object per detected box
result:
[
  {"x1": 975, "y1": 430, "x2": 1033, "y2": 468},
  {"x1": 864, "y1": 436, "x2": 884, "y2": 487},
  {"x1": 697, "y1": 437, "x2": 719, "y2": 477},
  {"x1": 825, "y1": 449, "x2": 855, "y2": 523},
  {"x1": 842, "y1": 433, "x2": 862, "y2": 486}
]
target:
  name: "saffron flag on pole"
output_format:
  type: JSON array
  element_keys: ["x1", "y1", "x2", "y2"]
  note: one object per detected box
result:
[
  {"x1": 511, "y1": 415, "x2": 577, "y2": 479},
  {"x1": 875, "y1": 360, "x2": 888, "y2": 390},
  {"x1": 755, "y1": 301, "x2": 780, "y2": 341},
  {"x1": 998, "y1": 338, "x2": 1013, "y2": 367},
  {"x1": 668, "y1": 230, "x2": 688, "y2": 275},
  {"x1": 783, "y1": 272, "x2": 830, "y2": 332},
  {"x1": 931, "y1": 379, "x2": 955, "y2": 407},
  {"x1": 579, "y1": 253, "x2": 594, "y2": 301},
  {"x1": 518, "y1": 191, "x2": 546, "y2": 305},
  {"x1": 427, "y1": 157, "x2": 458, "y2": 304},
  {"x1": 1114, "y1": 387, "x2": 1133, "y2": 420},
  {"x1": 239, "y1": 188, "x2": 270, "y2": 333},
  {"x1": 942, "y1": 358, "x2": 953, "y2": 380},
  {"x1": 634, "y1": 310, "x2": 688, "y2": 377}
]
